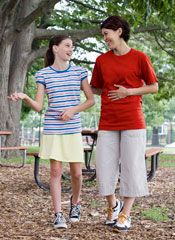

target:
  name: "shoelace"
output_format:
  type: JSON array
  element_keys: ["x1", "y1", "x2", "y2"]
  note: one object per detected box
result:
[
  {"x1": 55, "y1": 213, "x2": 65, "y2": 223},
  {"x1": 104, "y1": 208, "x2": 113, "y2": 221},
  {"x1": 117, "y1": 213, "x2": 128, "y2": 225},
  {"x1": 71, "y1": 204, "x2": 80, "y2": 217}
]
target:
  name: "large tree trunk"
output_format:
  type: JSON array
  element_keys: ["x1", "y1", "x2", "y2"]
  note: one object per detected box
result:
[
  {"x1": 0, "y1": 39, "x2": 14, "y2": 147},
  {"x1": 8, "y1": 31, "x2": 36, "y2": 148},
  {"x1": 0, "y1": 0, "x2": 37, "y2": 153}
]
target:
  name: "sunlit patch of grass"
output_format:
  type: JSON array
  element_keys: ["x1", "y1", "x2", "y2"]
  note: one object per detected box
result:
[
  {"x1": 141, "y1": 207, "x2": 170, "y2": 221},
  {"x1": 159, "y1": 155, "x2": 175, "y2": 167},
  {"x1": 132, "y1": 205, "x2": 141, "y2": 210},
  {"x1": 86, "y1": 180, "x2": 98, "y2": 186},
  {"x1": 27, "y1": 146, "x2": 39, "y2": 152},
  {"x1": 146, "y1": 154, "x2": 175, "y2": 168},
  {"x1": 90, "y1": 200, "x2": 103, "y2": 208}
]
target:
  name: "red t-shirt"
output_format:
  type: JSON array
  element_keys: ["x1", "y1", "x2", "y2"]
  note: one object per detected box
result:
[{"x1": 90, "y1": 48, "x2": 158, "y2": 130}]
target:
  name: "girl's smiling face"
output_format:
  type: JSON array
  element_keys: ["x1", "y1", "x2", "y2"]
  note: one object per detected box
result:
[{"x1": 53, "y1": 38, "x2": 73, "y2": 61}]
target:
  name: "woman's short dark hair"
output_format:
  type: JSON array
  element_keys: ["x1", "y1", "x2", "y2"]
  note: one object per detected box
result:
[
  {"x1": 44, "y1": 35, "x2": 72, "y2": 67},
  {"x1": 101, "y1": 16, "x2": 130, "y2": 42}
]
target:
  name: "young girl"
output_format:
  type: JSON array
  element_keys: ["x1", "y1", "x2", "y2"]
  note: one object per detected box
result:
[
  {"x1": 9, "y1": 35, "x2": 95, "y2": 228},
  {"x1": 90, "y1": 16, "x2": 158, "y2": 233}
]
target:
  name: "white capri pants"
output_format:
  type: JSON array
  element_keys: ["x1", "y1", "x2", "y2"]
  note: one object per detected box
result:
[{"x1": 95, "y1": 130, "x2": 149, "y2": 197}]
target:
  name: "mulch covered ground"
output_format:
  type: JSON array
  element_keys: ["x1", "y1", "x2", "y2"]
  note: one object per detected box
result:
[{"x1": 0, "y1": 163, "x2": 175, "y2": 240}]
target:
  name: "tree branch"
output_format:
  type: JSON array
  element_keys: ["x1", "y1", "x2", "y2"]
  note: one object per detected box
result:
[
  {"x1": 27, "y1": 46, "x2": 48, "y2": 66},
  {"x1": 35, "y1": 24, "x2": 169, "y2": 42},
  {"x1": 74, "y1": 42, "x2": 103, "y2": 54},
  {"x1": 54, "y1": 11, "x2": 102, "y2": 24},
  {"x1": 0, "y1": 0, "x2": 20, "y2": 17},
  {"x1": 157, "y1": 75, "x2": 175, "y2": 82},
  {"x1": 159, "y1": 31, "x2": 175, "y2": 44},
  {"x1": 38, "y1": 12, "x2": 52, "y2": 29},
  {"x1": 154, "y1": 32, "x2": 175, "y2": 58},
  {"x1": 69, "y1": 17, "x2": 101, "y2": 24},
  {"x1": 68, "y1": 0, "x2": 106, "y2": 14},
  {"x1": 35, "y1": 26, "x2": 101, "y2": 41},
  {"x1": 133, "y1": 25, "x2": 169, "y2": 34},
  {"x1": 71, "y1": 58, "x2": 95, "y2": 64},
  {"x1": 16, "y1": 0, "x2": 60, "y2": 32}
]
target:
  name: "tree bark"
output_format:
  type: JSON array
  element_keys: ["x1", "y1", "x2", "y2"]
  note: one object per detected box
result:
[
  {"x1": 152, "y1": 127, "x2": 160, "y2": 146},
  {"x1": 0, "y1": 0, "x2": 39, "y2": 152}
]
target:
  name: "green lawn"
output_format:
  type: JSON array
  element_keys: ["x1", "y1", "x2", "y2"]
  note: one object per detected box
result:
[{"x1": 141, "y1": 206, "x2": 170, "y2": 221}]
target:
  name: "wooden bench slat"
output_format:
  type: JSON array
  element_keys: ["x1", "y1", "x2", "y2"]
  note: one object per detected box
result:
[
  {"x1": 83, "y1": 147, "x2": 92, "y2": 151},
  {"x1": 27, "y1": 147, "x2": 93, "y2": 157},
  {"x1": 145, "y1": 148, "x2": 163, "y2": 158},
  {"x1": 27, "y1": 152, "x2": 39, "y2": 157},
  {"x1": 26, "y1": 147, "x2": 163, "y2": 190},
  {"x1": 27, "y1": 148, "x2": 163, "y2": 158},
  {"x1": 0, "y1": 131, "x2": 12, "y2": 135},
  {"x1": 0, "y1": 146, "x2": 28, "y2": 150}
]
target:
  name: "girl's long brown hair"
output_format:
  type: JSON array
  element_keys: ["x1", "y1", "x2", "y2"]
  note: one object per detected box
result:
[{"x1": 44, "y1": 35, "x2": 71, "y2": 67}]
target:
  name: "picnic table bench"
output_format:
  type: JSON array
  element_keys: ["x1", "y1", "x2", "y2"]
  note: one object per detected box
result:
[
  {"x1": 27, "y1": 130, "x2": 97, "y2": 190},
  {"x1": 27, "y1": 130, "x2": 163, "y2": 191},
  {"x1": 145, "y1": 148, "x2": 163, "y2": 181},
  {"x1": 0, "y1": 131, "x2": 27, "y2": 168},
  {"x1": 27, "y1": 146, "x2": 97, "y2": 191}
]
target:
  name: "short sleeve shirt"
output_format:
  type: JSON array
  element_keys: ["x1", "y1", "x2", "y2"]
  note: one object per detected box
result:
[
  {"x1": 35, "y1": 65, "x2": 88, "y2": 135},
  {"x1": 90, "y1": 48, "x2": 158, "y2": 130}
]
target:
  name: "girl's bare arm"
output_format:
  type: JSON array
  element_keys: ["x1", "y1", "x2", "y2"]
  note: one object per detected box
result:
[{"x1": 8, "y1": 83, "x2": 45, "y2": 112}]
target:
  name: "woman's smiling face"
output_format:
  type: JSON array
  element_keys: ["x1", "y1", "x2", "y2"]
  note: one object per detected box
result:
[{"x1": 101, "y1": 28, "x2": 122, "y2": 50}]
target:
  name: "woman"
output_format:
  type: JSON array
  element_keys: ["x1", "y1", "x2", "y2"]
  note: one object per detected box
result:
[
  {"x1": 90, "y1": 16, "x2": 158, "y2": 233},
  {"x1": 9, "y1": 35, "x2": 95, "y2": 229}
]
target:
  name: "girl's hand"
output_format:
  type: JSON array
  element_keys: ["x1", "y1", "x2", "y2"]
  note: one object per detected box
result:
[
  {"x1": 8, "y1": 92, "x2": 28, "y2": 101},
  {"x1": 108, "y1": 84, "x2": 129, "y2": 101},
  {"x1": 60, "y1": 107, "x2": 76, "y2": 121}
]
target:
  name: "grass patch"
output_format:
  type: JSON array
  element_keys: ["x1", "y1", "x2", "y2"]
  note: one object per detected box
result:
[
  {"x1": 0, "y1": 146, "x2": 50, "y2": 165},
  {"x1": 132, "y1": 205, "x2": 141, "y2": 210},
  {"x1": 27, "y1": 146, "x2": 39, "y2": 152},
  {"x1": 86, "y1": 180, "x2": 98, "y2": 186},
  {"x1": 90, "y1": 200, "x2": 103, "y2": 208},
  {"x1": 146, "y1": 154, "x2": 175, "y2": 168},
  {"x1": 159, "y1": 154, "x2": 175, "y2": 168},
  {"x1": 141, "y1": 207, "x2": 170, "y2": 221}
]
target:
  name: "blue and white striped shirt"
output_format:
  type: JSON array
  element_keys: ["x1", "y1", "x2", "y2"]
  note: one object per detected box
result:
[{"x1": 35, "y1": 65, "x2": 88, "y2": 135}]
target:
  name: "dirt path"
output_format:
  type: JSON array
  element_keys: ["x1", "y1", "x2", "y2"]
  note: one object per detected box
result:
[{"x1": 0, "y1": 164, "x2": 174, "y2": 240}]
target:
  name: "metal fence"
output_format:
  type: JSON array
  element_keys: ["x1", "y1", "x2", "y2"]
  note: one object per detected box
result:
[{"x1": 20, "y1": 112, "x2": 175, "y2": 147}]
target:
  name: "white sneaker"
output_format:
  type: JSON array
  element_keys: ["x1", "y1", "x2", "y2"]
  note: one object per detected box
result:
[
  {"x1": 53, "y1": 212, "x2": 67, "y2": 228},
  {"x1": 113, "y1": 213, "x2": 131, "y2": 232},
  {"x1": 104, "y1": 199, "x2": 123, "y2": 225}
]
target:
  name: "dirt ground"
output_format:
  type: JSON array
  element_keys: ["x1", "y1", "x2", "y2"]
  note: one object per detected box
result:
[{"x1": 0, "y1": 163, "x2": 175, "y2": 240}]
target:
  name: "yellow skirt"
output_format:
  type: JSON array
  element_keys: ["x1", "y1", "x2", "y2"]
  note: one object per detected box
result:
[{"x1": 39, "y1": 133, "x2": 84, "y2": 163}]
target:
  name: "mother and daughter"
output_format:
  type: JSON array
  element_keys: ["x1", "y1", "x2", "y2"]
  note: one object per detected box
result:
[{"x1": 9, "y1": 15, "x2": 158, "y2": 233}]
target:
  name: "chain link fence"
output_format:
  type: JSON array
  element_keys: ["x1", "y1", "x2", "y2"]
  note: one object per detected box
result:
[{"x1": 20, "y1": 112, "x2": 175, "y2": 147}]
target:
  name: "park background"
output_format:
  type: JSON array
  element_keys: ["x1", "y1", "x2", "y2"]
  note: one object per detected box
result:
[{"x1": 0, "y1": 0, "x2": 175, "y2": 239}]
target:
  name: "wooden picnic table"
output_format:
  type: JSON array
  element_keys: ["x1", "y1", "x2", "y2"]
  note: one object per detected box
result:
[
  {"x1": 27, "y1": 130, "x2": 163, "y2": 191},
  {"x1": 82, "y1": 129, "x2": 98, "y2": 170},
  {"x1": 27, "y1": 129, "x2": 98, "y2": 191},
  {"x1": 0, "y1": 131, "x2": 27, "y2": 168}
]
